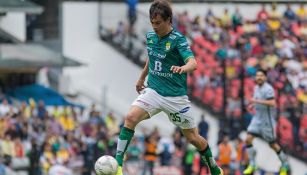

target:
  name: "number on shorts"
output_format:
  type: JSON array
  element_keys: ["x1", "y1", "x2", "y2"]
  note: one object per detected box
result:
[{"x1": 170, "y1": 112, "x2": 181, "y2": 122}]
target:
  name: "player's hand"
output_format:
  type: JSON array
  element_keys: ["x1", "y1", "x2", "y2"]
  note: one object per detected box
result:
[
  {"x1": 246, "y1": 103, "x2": 254, "y2": 112},
  {"x1": 246, "y1": 103, "x2": 256, "y2": 114},
  {"x1": 248, "y1": 98, "x2": 257, "y2": 104},
  {"x1": 170, "y1": 66, "x2": 186, "y2": 74},
  {"x1": 136, "y1": 79, "x2": 145, "y2": 94}
]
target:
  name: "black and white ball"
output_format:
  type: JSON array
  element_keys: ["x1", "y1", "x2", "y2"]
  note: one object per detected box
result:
[{"x1": 94, "y1": 155, "x2": 118, "y2": 175}]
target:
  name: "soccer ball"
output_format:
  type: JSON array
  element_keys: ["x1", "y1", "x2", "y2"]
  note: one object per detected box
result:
[{"x1": 94, "y1": 155, "x2": 118, "y2": 175}]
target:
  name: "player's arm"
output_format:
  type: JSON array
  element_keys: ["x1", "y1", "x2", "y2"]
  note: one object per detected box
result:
[
  {"x1": 136, "y1": 59, "x2": 149, "y2": 93},
  {"x1": 171, "y1": 35, "x2": 196, "y2": 74},
  {"x1": 139, "y1": 58, "x2": 149, "y2": 80},
  {"x1": 249, "y1": 86, "x2": 276, "y2": 107},
  {"x1": 252, "y1": 98, "x2": 276, "y2": 107},
  {"x1": 170, "y1": 57, "x2": 197, "y2": 74}
]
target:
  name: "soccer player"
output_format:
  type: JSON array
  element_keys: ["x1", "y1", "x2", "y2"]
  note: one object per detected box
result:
[
  {"x1": 243, "y1": 69, "x2": 289, "y2": 175},
  {"x1": 115, "y1": 1, "x2": 223, "y2": 175}
]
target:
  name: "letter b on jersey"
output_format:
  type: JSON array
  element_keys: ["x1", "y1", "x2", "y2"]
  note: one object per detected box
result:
[{"x1": 154, "y1": 61, "x2": 162, "y2": 71}]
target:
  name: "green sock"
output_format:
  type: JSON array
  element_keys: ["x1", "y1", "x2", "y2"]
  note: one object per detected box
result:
[
  {"x1": 115, "y1": 127, "x2": 134, "y2": 166},
  {"x1": 199, "y1": 146, "x2": 221, "y2": 175}
]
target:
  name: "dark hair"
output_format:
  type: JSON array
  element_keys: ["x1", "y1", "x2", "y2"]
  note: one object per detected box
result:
[
  {"x1": 257, "y1": 69, "x2": 267, "y2": 76},
  {"x1": 149, "y1": 0, "x2": 172, "y2": 23}
]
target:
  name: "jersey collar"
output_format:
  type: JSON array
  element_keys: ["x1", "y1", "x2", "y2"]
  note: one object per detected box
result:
[{"x1": 159, "y1": 28, "x2": 174, "y2": 40}]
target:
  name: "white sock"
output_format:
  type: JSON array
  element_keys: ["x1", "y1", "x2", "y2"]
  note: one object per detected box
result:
[
  {"x1": 277, "y1": 150, "x2": 288, "y2": 167},
  {"x1": 247, "y1": 145, "x2": 256, "y2": 167}
]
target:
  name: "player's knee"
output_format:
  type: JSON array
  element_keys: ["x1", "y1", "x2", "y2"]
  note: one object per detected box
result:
[
  {"x1": 269, "y1": 143, "x2": 275, "y2": 149},
  {"x1": 245, "y1": 134, "x2": 254, "y2": 145},
  {"x1": 188, "y1": 137, "x2": 198, "y2": 146},
  {"x1": 269, "y1": 142, "x2": 279, "y2": 150},
  {"x1": 125, "y1": 113, "x2": 139, "y2": 127},
  {"x1": 186, "y1": 134, "x2": 199, "y2": 145},
  {"x1": 245, "y1": 138, "x2": 253, "y2": 145}
]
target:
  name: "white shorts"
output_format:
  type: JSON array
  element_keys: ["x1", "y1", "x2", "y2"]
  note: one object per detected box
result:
[
  {"x1": 247, "y1": 117, "x2": 276, "y2": 143},
  {"x1": 132, "y1": 88, "x2": 196, "y2": 129}
]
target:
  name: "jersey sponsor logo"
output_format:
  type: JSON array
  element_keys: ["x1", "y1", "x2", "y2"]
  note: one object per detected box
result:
[
  {"x1": 179, "y1": 106, "x2": 190, "y2": 113},
  {"x1": 165, "y1": 41, "x2": 171, "y2": 51},
  {"x1": 148, "y1": 50, "x2": 166, "y2": 59},
  {"x1": 149, "y1": 69, "x2": 173, "y2": 78}
]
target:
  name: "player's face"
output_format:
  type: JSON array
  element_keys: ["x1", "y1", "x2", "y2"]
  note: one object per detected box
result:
[
  {"x1": 150, "y1": 15, "x2": 171, "y2": 36},
  {"x1": 255, "y1": 71, "x2": 266, "y2": 85}
]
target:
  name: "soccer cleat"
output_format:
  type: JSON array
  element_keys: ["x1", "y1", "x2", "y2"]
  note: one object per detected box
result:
[
  {"x1": 116, "y1": 166, "x2": 123, "y2": 175},
  {"x1": 243, "y1": 165, "x2": 257, "y2": 174},
  {"x1": 279, "y1": 166, "x2": 289, "y2": 175}
]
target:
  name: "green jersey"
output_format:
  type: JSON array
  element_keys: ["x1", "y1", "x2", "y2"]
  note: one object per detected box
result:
[{"x1": 146, "y1": 29, "x2": 194, "y2": 96}]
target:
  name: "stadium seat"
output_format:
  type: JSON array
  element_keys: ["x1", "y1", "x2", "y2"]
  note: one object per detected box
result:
[
  {"x1": 277, "y1": 116, "x2": 294, "y2": 149},
  {"x1": 202, "y1": 88, "x2": 214, "y2": 105}
]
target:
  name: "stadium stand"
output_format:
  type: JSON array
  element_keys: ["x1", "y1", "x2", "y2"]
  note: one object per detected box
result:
[
  {"x1": 0, "y1": 1, "x2": 84, "y2": 174},
  {"x1": 100, "y1": 2, "x2": 307, "y2": 163},
  {"x1": 1, "y1": 1, "x2": 306, "y2": 175}
]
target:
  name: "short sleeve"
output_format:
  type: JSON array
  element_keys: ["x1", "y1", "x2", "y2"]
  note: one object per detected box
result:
[
  {"x1": 265, "y1": 86, "x2": 275, "y2": 99},
  {"x1": 177, "y1": 36, "x2": 194, "y2": 63},
  {"x1": 253, "y1": 87, "x2": 257, "y2": 98}
]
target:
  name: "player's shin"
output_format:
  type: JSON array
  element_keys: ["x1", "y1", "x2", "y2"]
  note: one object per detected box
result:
[
  {"x1": 277, "y1": 149, "x2": 288, "y2": 167},
  {"x1": 115, "y1": 127, "x2": 135, "y2": 166},
  {"x1": 246, "y1": 144, "x2": 256, "y2": 167},
  {"x1": 199, "y1": 145, "x2": 221, "y2": 175}
]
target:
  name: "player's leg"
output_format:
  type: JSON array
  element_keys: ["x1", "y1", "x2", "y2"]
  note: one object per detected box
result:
[
  {"x1": 116, "y1": 106, "x2": 149, "y2": 167},
  {"x1": 162, "y1": 94, "x2": 222, "y2": 174},
  {"x1": 244, "y1": 116, "x2": 261, "y2": 174},
  {"x1": 243, "y1": 133, "x2": 257, "y2": 174},
  {"x1": 181, "y1": 128, "x2": 223, "y2": 175},
  {"x1": 262, "y1": 118, "x2": 289, "y2": 175},
  {"x1": 269, "y1": 142, "x2": 289, "y2": 175},
  {"x1": 116, "y1": 88, "x2": 161, "y2": 175}
]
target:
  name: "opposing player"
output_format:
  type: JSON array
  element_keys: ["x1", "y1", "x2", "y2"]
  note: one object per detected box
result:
[
  {"x1": 115, "y1": 1, "x2": 223, "y2": 175},
  {"x1": 243, "y1": 69, "x2": 289, "y2": 175}
]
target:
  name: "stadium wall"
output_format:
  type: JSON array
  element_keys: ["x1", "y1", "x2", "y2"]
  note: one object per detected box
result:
[{"x1": 0, "y1": 12, "x2": 26, "y2": 42}]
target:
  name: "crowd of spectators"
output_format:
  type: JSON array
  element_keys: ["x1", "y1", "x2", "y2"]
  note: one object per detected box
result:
[
  {"x1": 0, "y1": 96, "x2": 254, "y2": 175},
  {"x1": 99, "y1": 2, "x2": 307, "y2": 173},
  {"x1": 171, "y1": 3, "x2": 307, "y2": 161},
  {"x1": 0, "y1": 98, "x2": 121, "y2": 175}
]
